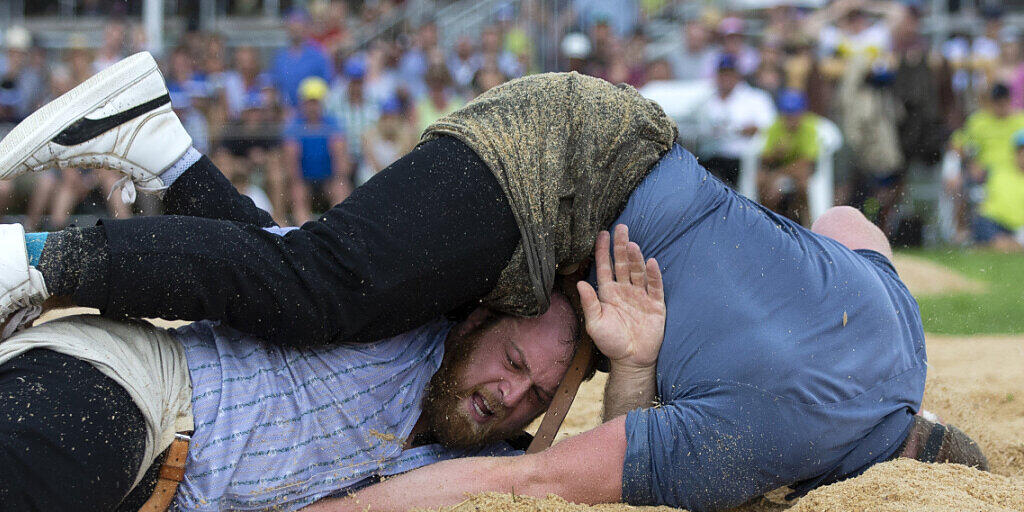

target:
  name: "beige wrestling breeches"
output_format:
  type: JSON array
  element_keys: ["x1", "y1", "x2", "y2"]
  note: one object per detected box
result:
[{"x1": 0, "y1": 315, "x2": 194, "y2": 488}]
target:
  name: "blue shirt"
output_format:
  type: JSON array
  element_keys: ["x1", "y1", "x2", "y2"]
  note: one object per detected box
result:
[
  {"x1": 604, "y1": 146, "x2": 926, "y2": 511},
  {"x1": 271, "y1": 42, "x2": 332, "y2": 107},
  {"x1": 284, "y1": 115, "x2": 344, "y2": 182},
  {"x1": 172, "y1": 319, "x2": 514, "y2": 511}
]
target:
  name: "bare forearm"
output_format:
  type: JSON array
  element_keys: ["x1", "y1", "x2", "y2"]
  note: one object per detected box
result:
[
  {"x1": 602, "y1": 363, "x2": 657, "y2": 421},
  {"x1": 303, "y1": 456, "x2": 533, "y2": 512},
  {"x1": 305, "y1": 417, "x2": 628, "y2": 512}
]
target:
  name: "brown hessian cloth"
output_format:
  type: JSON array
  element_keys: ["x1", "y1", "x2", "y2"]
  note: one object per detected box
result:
[{"x1": 421, "y1": 72, "x2": 678, "y2": 317}]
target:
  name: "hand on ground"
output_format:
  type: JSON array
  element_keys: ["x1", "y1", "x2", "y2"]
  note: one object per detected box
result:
[{"x1": 577, "y1": 224, "x2": 666, "y2": 370}]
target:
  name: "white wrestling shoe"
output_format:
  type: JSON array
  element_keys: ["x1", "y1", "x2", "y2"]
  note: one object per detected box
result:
[
  {"x1": 0, "y1": 52, "x2": 191, "y2": 202},
  {"x1": 0, "y1": 224, "x2": 48, "y2": 338}
]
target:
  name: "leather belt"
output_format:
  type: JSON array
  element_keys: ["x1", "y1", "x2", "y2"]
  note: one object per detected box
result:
[{"x1": 138, "y1": 432, "x2": 191, "y2": 512}]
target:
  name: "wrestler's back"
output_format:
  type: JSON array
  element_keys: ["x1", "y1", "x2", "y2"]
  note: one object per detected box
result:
[
  {"x1": 604, "y1": 145, "x2": 925, "y2": 405},
  {"x1": 602, "y1": 146, "x2": 927, "y2": 507}
]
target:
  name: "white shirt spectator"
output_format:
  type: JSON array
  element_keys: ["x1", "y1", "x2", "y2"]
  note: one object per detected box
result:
[{"x1": 701, "y1": 81, "x2": 777, "y2": 158}]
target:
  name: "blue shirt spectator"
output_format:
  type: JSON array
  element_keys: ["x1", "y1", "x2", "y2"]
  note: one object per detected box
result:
[
  {"x1": 272, "y1": 10, "x2": 333, "y2": 107},
  {"x1": 283, "y1": 113, "x2": 344, "y2": 182}
]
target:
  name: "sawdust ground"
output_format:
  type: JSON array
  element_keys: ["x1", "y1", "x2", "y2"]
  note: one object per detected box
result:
[
  {"x1": 34, "y1": 310, "x2": 1022, "y2": 511},
  {"x1": 890, "y1": 254, "x2": 988, "y2": 296}
]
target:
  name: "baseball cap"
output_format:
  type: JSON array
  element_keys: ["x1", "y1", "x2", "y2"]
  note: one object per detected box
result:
[
  {"x1": 298, "y1": 76, "x2": 329, "y2": 102},
  {"x1": 777, "y1": 89, "x2": 807, "y2": 114},
  {"x1": 4, "y1": 26, "x2": 32, "y2": 50},
  {"x1": 343, "y1": 56, "x2": 367, "y2": 81}
]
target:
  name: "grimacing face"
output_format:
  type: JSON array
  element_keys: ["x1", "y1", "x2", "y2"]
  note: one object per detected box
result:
[{"x1": 420, "y1": 294, "x2": 577, "y2": 449}]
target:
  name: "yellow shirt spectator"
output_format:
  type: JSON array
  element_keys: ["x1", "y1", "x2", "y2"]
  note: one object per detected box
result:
[
  {"x1": 951, "y1": 109, "x2": 1024, "y2": 173},
  {"x1": 761, "y1": 113, "x2": 820, "y2": 167}
]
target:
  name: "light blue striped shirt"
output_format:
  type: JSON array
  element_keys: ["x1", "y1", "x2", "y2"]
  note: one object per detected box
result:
[{"x1": 169, "y1": 319, "x2": 514, "y2": 511}]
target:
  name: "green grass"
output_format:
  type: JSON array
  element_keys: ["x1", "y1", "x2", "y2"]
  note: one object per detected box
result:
[{"x1": 897, "y1": 248, "x2": 1024, "y2": 335}]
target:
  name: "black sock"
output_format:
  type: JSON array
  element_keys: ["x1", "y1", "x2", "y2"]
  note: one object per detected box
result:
[{"x1": 37, "y1": 226, "x2": 109, "y2": 299}]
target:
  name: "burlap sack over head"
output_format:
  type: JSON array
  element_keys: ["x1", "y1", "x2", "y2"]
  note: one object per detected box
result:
[{"x1": 421, "y1": 72, "x2": 678, "y2": 316}]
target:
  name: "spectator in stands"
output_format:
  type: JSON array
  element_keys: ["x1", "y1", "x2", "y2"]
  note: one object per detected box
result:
[
  {"x1": 448, "y1": 36, "x2": 479, "y2": 95},
  {"x1": 94, "y1": 20, "x2": 126, "y2": 72},
  {"x1": 399, "y1": 22, "x2": 439, "y2": 100},
  {"x1": 359, "y1": 96, "x2": 418, "y2": 185},
  {"x1": 285, "y1": 77, "x2": 351, "y2": 224},
  {"x1": 166, "y1": 48, "x2": 210, "y2": 153},
  {"x1": 669, "y1": 19, "x2": 717, "y2": 81},
  {"x1": 220, "y1": 88, "x2": 287, "y2": 224},
  {"x1": 710, "y1": 16, "x2": 759, "y2": 77},
  {"x1": 271, "y1": 9, "x2": 332, "y2": 108},
  {"x1": 622, "y1": 30, "x2": 648, "y2": 86},
  {"x1": 560, "y1": 32, "x2": 591, "y2": 73},
  {"x1": 806, "y1": 0, "x2": 904, "y2": 82},
  {"x1": 892, "y1": 5, "x2": 956, "y2": 171},
  {"x1": 970, "y1": 130, "x2": 1024, "y2": 252},
  {"x1": 415, "y1": 63, "x2": 464, "y2": 134},
  {"x1": 759, "y1": 90, "x2": 821, "y2": 225},
  {"x1": 584, "y1": 18, "x2": 616, "y2": 78},
  {"x1": 810, "y1": 0, "x2": 902, "y2": 58},
  {"x1": 838, "y1": 54, "x2": 904, "y2": 234},
  {"x1": 969, "y1": 6, "x2": 1005, "y2": 96},
  {"x1": 0, "y1": 26, "x2": 45, "y2": 122},
  {"x1": 311, "y1": 0, "x2": 352, "y2": 56},
  {"x1": 951, "y1": 84, "x2": 1024, "y2": 250},
  {"x1": 223, "y1": 46, "x2": 275, "y2": 120},
  {"x1": 17, "y1": 66, "x2": 79, "y2": 231},
  {"x1": 211, "y1": 144, "x2": 275, "y2": 217},
  {"x1": 700, "y1": 54, "x2": 776, "y2": 188},
  {"x1": 363, "y1": 40, "x2": 401, "y2": 107},
  {"x1": 66, "y1": 34, "x2": 96, "y2": 86},
  {"x1": 471, "y1": 65, "x2": 507, "y2": 98},
  {"x1": 326, "y1": 56, "x2": 380, "y2": 177},
  {"x1": 479, "y1": 25, "x2": 522, "y2": 80}
]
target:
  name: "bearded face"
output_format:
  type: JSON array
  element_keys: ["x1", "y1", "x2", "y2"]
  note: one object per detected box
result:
[
  {"x1": 420, "y1": 316, "x2": 511, "y2": 449},
  {"x1": 419, "y1": 300, "x2": 577, "y2": 450}
]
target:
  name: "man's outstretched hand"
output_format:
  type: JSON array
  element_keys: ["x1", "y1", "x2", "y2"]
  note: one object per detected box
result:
[{"x1": 576, "y1": 224, "x2": 666, "y2": 371}]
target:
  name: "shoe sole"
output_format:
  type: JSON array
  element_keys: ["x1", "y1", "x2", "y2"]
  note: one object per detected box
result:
[{"x1": 0, "y1": 52, "x2": 161, "y2": 179}]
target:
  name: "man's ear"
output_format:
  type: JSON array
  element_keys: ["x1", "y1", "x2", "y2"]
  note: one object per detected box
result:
[{"x1": 450, "y1": 307, "x2": 495, "y2": 337}]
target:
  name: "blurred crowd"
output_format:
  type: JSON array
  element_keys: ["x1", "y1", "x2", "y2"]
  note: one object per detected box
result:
[{"x1": 0, "y1": 0, "x2": 1022, "y2": 251}]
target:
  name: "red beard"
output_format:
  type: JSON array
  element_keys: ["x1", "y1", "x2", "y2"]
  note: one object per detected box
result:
[{"x1": 420, "y1": 318, "x2": 510, "y2": 449}]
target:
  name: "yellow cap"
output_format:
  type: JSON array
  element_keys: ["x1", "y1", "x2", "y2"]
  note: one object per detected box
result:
[{"x1": 298, "y1": 76, "x2": 329, "y2": 102}]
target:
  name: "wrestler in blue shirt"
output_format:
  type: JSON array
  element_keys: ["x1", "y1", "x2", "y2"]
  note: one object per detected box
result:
[{"x1": 614, "y1": 145, "x2": 926, "y2": 510}]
